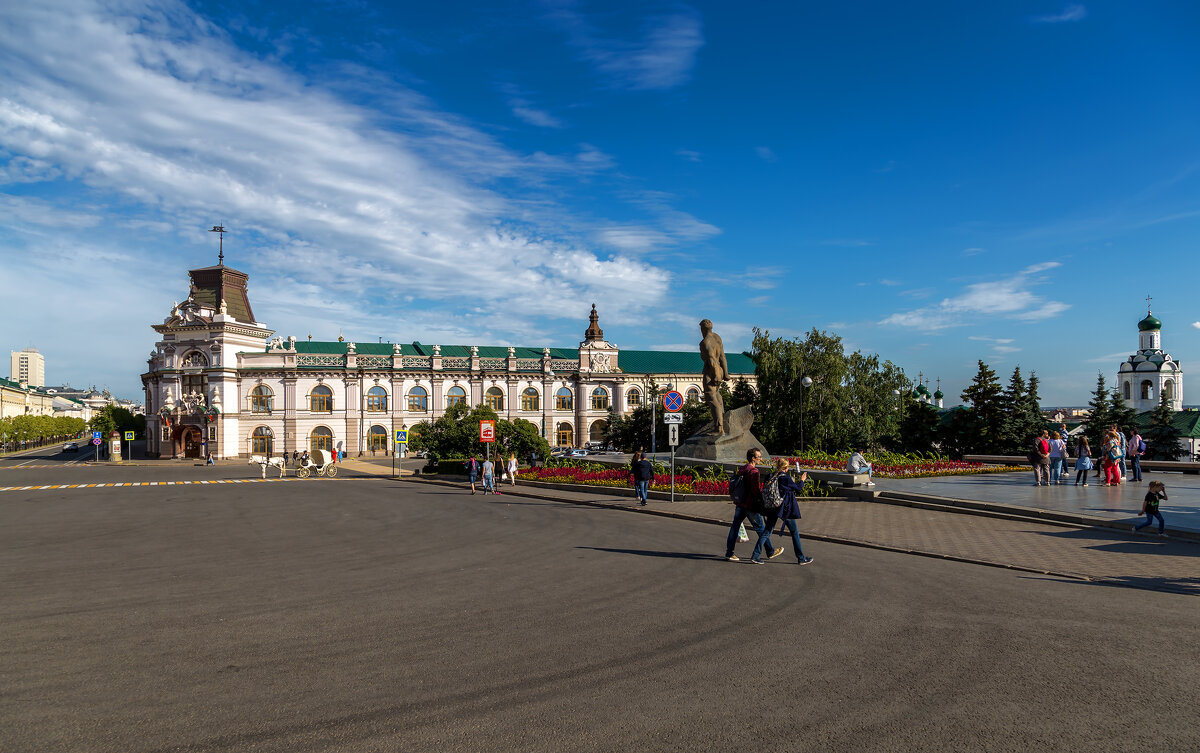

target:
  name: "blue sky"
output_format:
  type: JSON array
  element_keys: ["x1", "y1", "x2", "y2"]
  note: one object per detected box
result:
[{"x1": 2, "y1": 0, "x2": 1198, "y2": 405}]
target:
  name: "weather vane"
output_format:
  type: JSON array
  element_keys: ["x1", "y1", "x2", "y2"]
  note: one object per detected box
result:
[{"x1": 210, "y1": 225, "x2": 226, "y2": 265}]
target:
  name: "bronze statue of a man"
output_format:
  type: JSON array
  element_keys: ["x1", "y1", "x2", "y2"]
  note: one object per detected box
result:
[{"x1": 698, "y1": 319, "x2": 729, "y2": 435}]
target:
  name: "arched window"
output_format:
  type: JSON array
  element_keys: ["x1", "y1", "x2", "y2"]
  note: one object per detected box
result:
[
  {"x1": 407, "y1": 386, "x2": 428, "y2": 412},
  {"x1": 1123, "y1": 381, "x2": 1131, "y2": 400},
  {"x1": 485, "y1": 386, "x2": 505, "y2": 410},
  {"x1": 626, "y1": 388, "x2": 641, "y2": 407},
  {"x1": 310, "y1": 426, "x2": 333, "y2": 452},
  {"x1": 446, "y1": 385, "x2": 467, "y2": 408},
  {"x1": 366, "y1": 386, "x2": 388, "y2": 412},
  {"x1": 1140, "y1": 381, "x2": 1154, "y2": 401},
  {"x1": 310, "y1": 385, "x2": 333, "y2": 413},
  {"x1": 521, "y1": 387, "x2": 540, "y2": 411},
  {"x1": 251, "y1": 384, "x2": 273, "y2": 414},
  {"x1": 555, "y1": 387, "x2": 573, "y2": 411},
  {"x1": 686, "y1": 387, "x2": 700, "y2": 402},
  {"x1": 251, "y1": 426, "x2": 273, "y2": 454},
  {"x1": 1164, "y1": 379, "x2": 1175, "y2": 399},
  {"x1": 589, "y1": 419, "x2": 608, "y2": 443},
  {"x1": 367, "y1": 425, "x2": 388, "y2": 451},
  {"x1": 556, "y1": 422, "x2": 574, "y2": 447},
  {"x1": 590, "y1": 386, "x2": 609, "y2": 411}
]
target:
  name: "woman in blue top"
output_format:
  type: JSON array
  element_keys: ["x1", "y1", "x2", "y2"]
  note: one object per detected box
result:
[{"x1": 764, "y1": 458, "x2": 814, "y2": 565}]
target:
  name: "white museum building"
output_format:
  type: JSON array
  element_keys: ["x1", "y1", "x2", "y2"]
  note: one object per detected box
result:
[{"x1": 142, "y1": 262, "x2": 757, "y2": 459}]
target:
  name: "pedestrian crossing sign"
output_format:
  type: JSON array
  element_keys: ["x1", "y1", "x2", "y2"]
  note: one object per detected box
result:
[
  {"x1": 124, "y1": 431, "x2": 135, "y2": 441},
  {"x1": 394, "y1": 429, "x2": 408, "y2": 444}
]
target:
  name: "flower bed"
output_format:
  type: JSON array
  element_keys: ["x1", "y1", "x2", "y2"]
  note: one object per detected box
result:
[
  {"x1": 515, "y1": 466, "x2": 726, "y2": 495},
  {"x1": 783, "y1": 452, "x2": 1024, "y2": 479}
]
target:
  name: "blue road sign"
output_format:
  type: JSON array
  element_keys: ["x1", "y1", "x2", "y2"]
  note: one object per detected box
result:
[
  {"x1": 663, "y1": 390, "x2": 683, "y2": 412},
  {"x1": 394, "y1": 429, "x2": 409, "y2": 444},
  {"x1": 124, "y1": 431, "x2": 135, "y2": 441},
  {"x1": 92, "y1": 431, "x2": 102, "y2": 440}
]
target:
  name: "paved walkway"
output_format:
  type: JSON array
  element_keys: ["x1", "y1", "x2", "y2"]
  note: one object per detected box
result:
[{"x1": 338, "y1": 458, "x2": 1200, "y2": 596}]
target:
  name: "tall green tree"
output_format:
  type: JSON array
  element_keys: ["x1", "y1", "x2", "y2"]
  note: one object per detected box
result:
[
  {"x1": 997, "y1": 366, "x2": 1028, "y2": 453},
  {"x1": 959, "y1": 360, "x2": 1004, "y2": 453},
  {"x1": 1107, "y1": 388, "x2": 1137, "y2": 434},
  {"x1": 1022, "y1": 371, "x2": 1045, "y2": 443},
  {"x1": 409, "y1": 403, "x2": 550, "y2": 462},
  {"x1": 1083, "y1": 373, "x2": 1111, "y2": 453},
  {"x1": 1142, "y1": 392, "x2": 1184, "y2": 461},
  {"x1": 895, "y1": 396, "x2": 939, "y2": 455}
]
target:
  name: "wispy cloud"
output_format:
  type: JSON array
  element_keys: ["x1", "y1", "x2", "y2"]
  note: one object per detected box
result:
[
  {"x1": 1031, "y1": 4, "x2": 1087, "y2": 24},
  {"x1": 500, "y1": 84, "x2": 564, "y2": 128},
  {"x1": 821, "y1": 238, "x2": 873, "y2": 247},
  {"x1": 1086, "y1": 351, "x2": 1130, "y2": 364},
  {"x1": 754, "y1": 146, "x2": 776, "y2": 163},
  {"x1": 878, "y1": 279, "x2": 901, "y2": 286},
  {"x1": 962, "y1": 247, "x2": 986, "y2": 256},
  {"x1": 546, "y1": 4, "x2": 704, "y2": 90},
  {"x1": 675, "y1": 148, "x2": 702, "y2": 163},
  {"x1": 882, "y1": 263, "x2": 1069, "y2": 331},
  {"x1": 0, "y1": 0, "x2": 709, "y2": 377}
]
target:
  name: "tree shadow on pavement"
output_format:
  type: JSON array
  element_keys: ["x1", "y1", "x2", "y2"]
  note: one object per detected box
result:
[
  {"x1": 1026, "y1": 527, "x2": 1200, "y2": 557},
  {"x1": 1020, "y1": 573, "x2": 1200, "y2": 597},
  {"x1": 578, "y1": 547, "x2": 726, "y2": 561}
]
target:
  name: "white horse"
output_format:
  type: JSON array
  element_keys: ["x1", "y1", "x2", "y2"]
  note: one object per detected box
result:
[{"x1": 249, "y1": 455, "x2": 287, "y2": 478}]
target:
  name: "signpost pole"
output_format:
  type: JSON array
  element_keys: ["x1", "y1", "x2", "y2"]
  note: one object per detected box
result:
[{"x1": 671, "y1": 445, "x2": 675, "y2": 504}]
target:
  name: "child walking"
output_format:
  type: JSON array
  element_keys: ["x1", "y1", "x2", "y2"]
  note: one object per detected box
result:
[
  {"x1": 1073, "y1": 437, "x2": 1092, "y2": 486},
  {"x1": 1134, "y1": 481, "x2": 1168, "y2": 536}
]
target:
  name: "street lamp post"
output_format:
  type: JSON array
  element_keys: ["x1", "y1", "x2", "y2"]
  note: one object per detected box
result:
[{"x1": 799, "y1": 376, "x2": 813, "y2": 453}]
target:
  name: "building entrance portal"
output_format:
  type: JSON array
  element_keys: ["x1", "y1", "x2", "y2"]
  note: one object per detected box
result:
[{"x1": 171, "y1": 425, "x2": 204, "y2": 458}]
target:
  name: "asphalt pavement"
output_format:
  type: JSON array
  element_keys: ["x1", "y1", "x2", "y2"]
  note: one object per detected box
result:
[{"x1": 1, "y1": 466, "x2": 1198, "y2": 752}]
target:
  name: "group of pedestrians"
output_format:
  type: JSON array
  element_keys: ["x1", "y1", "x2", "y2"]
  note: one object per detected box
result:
[
  {"x1": 725, "y1": 448, "x2": 814, "y2": 565},
  {"x1": 464, "y1": 454, "x2": 518, "y2": 495},
  {"x1": 1031, "y1": 423, "x2": 1145, "y2": 487}
]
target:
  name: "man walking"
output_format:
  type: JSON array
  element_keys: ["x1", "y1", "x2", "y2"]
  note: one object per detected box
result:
[
  {"x1": 725, "y1": 448, "x2": 785, "y2": 564},
  {"x1": 630, "y1": 451, "x2": 653, "y2": 506},
  {"x1": 1128, "y1": 428, "x2": 1144, "y2": 482}
]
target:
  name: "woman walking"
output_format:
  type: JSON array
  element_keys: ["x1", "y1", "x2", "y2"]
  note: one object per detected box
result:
[
  {"x1": 764, "y1": 458, "x2": 814, "y2": 565},
  {"x1": 1102, "y1": 430, "x2": 1122, "y2": 486},
  {"x1": 1073, "y1": 436, "x2": 1092, "y2": 486},
  {"x1": 630, "y1": 451, "x2": 653, "y2": 506},
  {"x1": 1031, "y1": 431, "x2": 1051, "y2": 486},
  {"x1": 506, "y1": 453, "x2": 518, "y2": 487},
  {"x1": 1048, "y1": 431, "x2": 1067, "y2": 485}
]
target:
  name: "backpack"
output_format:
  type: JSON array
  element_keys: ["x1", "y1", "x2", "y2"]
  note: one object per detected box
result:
[
  {"x1": 728, "y1": 474, "x2": 746, "y2": 504},
  {"x1": 1138, "y1": 438, "x2": 1147, "y2": 454},
  {"x1": 762, "y1": 473, "x2": 784, "y2": 509}
]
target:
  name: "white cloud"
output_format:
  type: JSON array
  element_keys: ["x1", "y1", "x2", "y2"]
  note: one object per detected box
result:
[
  {"x1": 755, "y1": 146, "x2": 776, "y2": 162},
  {"x1": 878, "y1": 279, "x2": 901, "y2": 286},
  {"x1": 1032, "y1": 4, "x2": 1087, "y2": 24},
  {"x1": 0, "y1": 0, "x2": 702, "y2": 362},
  {"x1": 962, "y1": 247, "x2": 986, "y2": 256},
  {"x1": 882, "y1": 263, "x2": 1068, "y2": 331},
  {"x1": 1192, "y1": 321, "x2": 1200, "y2": 330},
  {"x1": 548, "y1": 5, "x2": 704, "y2": 91},
  {"x1": 675, "y1": 149, "x2": 701, "y2": 163}
]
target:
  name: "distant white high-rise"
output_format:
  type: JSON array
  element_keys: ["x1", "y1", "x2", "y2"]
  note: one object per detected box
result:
[{"x1": 9, "y1": 347, "x2": 45, "y2": 387}]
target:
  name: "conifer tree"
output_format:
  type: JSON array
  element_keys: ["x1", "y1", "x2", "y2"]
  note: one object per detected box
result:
[
  {"x1": 1084, "y1": 373, "x2": 1111, "y2": 453},
  {"x1": 998, "y1": 367, "x2": 1028, "y2": 454},
  {"x1": 959, "y1": 360, "x2": 1004, "y2": 453},
  {"x1": 1108, "y1": 387, "x2": 1137, "y2": 434},
  {"x1": 1023, "y1": 371, "x2": 1045, "y2": 445},
  {"x1": 1142, "y1": 392, "x2": 1183, "y2": 460}
]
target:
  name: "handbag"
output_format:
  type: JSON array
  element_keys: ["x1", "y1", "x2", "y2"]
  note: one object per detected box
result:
[{"x1": 737, "y1": 522, "x2": 750, "y2": 542}]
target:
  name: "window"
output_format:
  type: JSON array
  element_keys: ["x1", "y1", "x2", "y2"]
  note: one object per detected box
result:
[
  {"x1": 556, "y1": 422, "x2": 574, "y2": 447},
  {"x1": 407, "y1": 386, "x2": 428, "y2": 412},
  {"x1": 521, "y1": 387, "x2": 540, "y2": 412},
  {"x1": 162, "y1": 426, "x2": 170, "y2": 442},
  {"x1": 1164, "y1": 380, "x2": 1175, "y2": 399},
  {"x1": 367, "y1": 425, "x2": 388, "y2": 451},
  {"x1": 590, "y1": 387, "x2": 609, "y2": 411},
  {"x1": 555, "y1": 387, "x2": 573, "y2": 411},
  {"x1": 251, "y1": 426, "x2": 273, "y2": 454},
  {"x1": 310, "y1": 385, "x2": 333, "y2": 412},
  {"x1": 589, "y1": 419, "x2": 608, "y2": 443},
  {"x1": 182, "y1": 374, "x2": 207, "y2": 399},
  {"x1": 311, "y1": 426, "x2": 334, "y2": 452},
  {"x1": 485, "y1": 386, "x2": 505, "y2": 411},
  {"x1": 446, "y1": 385, "x2": 467, "y2": 408},
  {"x1": 1123, "y1": 381, "x2": 1131, "y2": 400},
  {"x1": 626, "y1": 388, "x2": 641, "y2": 407},
  {"x1": 251, "y1": 385, "x2": 273, "y2": 414},
  {"x1": 1140, "y1": 380, "x2": 1154, "y2": 401},
  {"x1": 366, "y1": 386, "x2": 388, "y2": 412},
  {"x1": 686, "y1": 387, "x2": 700, "y2": 403}
]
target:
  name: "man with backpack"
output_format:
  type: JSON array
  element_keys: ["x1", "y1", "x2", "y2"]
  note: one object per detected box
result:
[
  {"x1": 1128, "y1": 428, "x2": 1145, "y2": 482},
  {"x1": 724, "y1": 448, "x2": 785, "y2": 564}
]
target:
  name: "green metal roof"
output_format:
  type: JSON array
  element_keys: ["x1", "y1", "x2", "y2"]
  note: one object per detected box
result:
[
  {"x1": 1131, "y1": 409, "x2": 1200, "y2": 439},
  {"x1": 616, "y1": 350, "x2": 756, "y2": 375},
  {"x1": 280, "y1": 341, "x2": 579, "y2": 358}
]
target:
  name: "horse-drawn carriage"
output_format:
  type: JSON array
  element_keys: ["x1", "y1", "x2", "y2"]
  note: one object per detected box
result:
[{"x1": 296, "y1": 448, "x2": 338, "y2": 478}]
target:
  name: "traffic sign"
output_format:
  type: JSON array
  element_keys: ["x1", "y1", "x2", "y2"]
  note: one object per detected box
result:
[
  {"x1": 668, "y1": 424, "x2": 679, "y2": 446},
  {"x1": 92, "y1": 438, "x2": 102, "y2": 446},
  {"x1": 663, "y1": 390, "x2": 683, "y2": 412},
  {"x1": 662, "y1": 412, "x2": 683, "y2": 424},
  {"x1": 92, "y1": 431, "x2": 102, "y2": 440},
  {"x1": 124, "y1": 431, "x2": 135, "y2": 441},
  {"x1": 479, "y1": 420, "x2": 496, "y2": 443},
  {"x1": 394, "y1": 429, "x2": 408, "y2": 444}
]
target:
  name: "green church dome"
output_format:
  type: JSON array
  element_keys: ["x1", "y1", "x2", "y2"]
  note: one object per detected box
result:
[{"x1": 1138, "y1": 312, "x2": 1162, "y2": 331}]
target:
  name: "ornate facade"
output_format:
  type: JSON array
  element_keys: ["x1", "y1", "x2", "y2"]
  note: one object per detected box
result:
[
  {"x1": 1118, "y1": 306, "x2": 1184, "y2": 413},
  {"x1": 142, "y1": 263, "x2": 757, "y2": 459}
]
